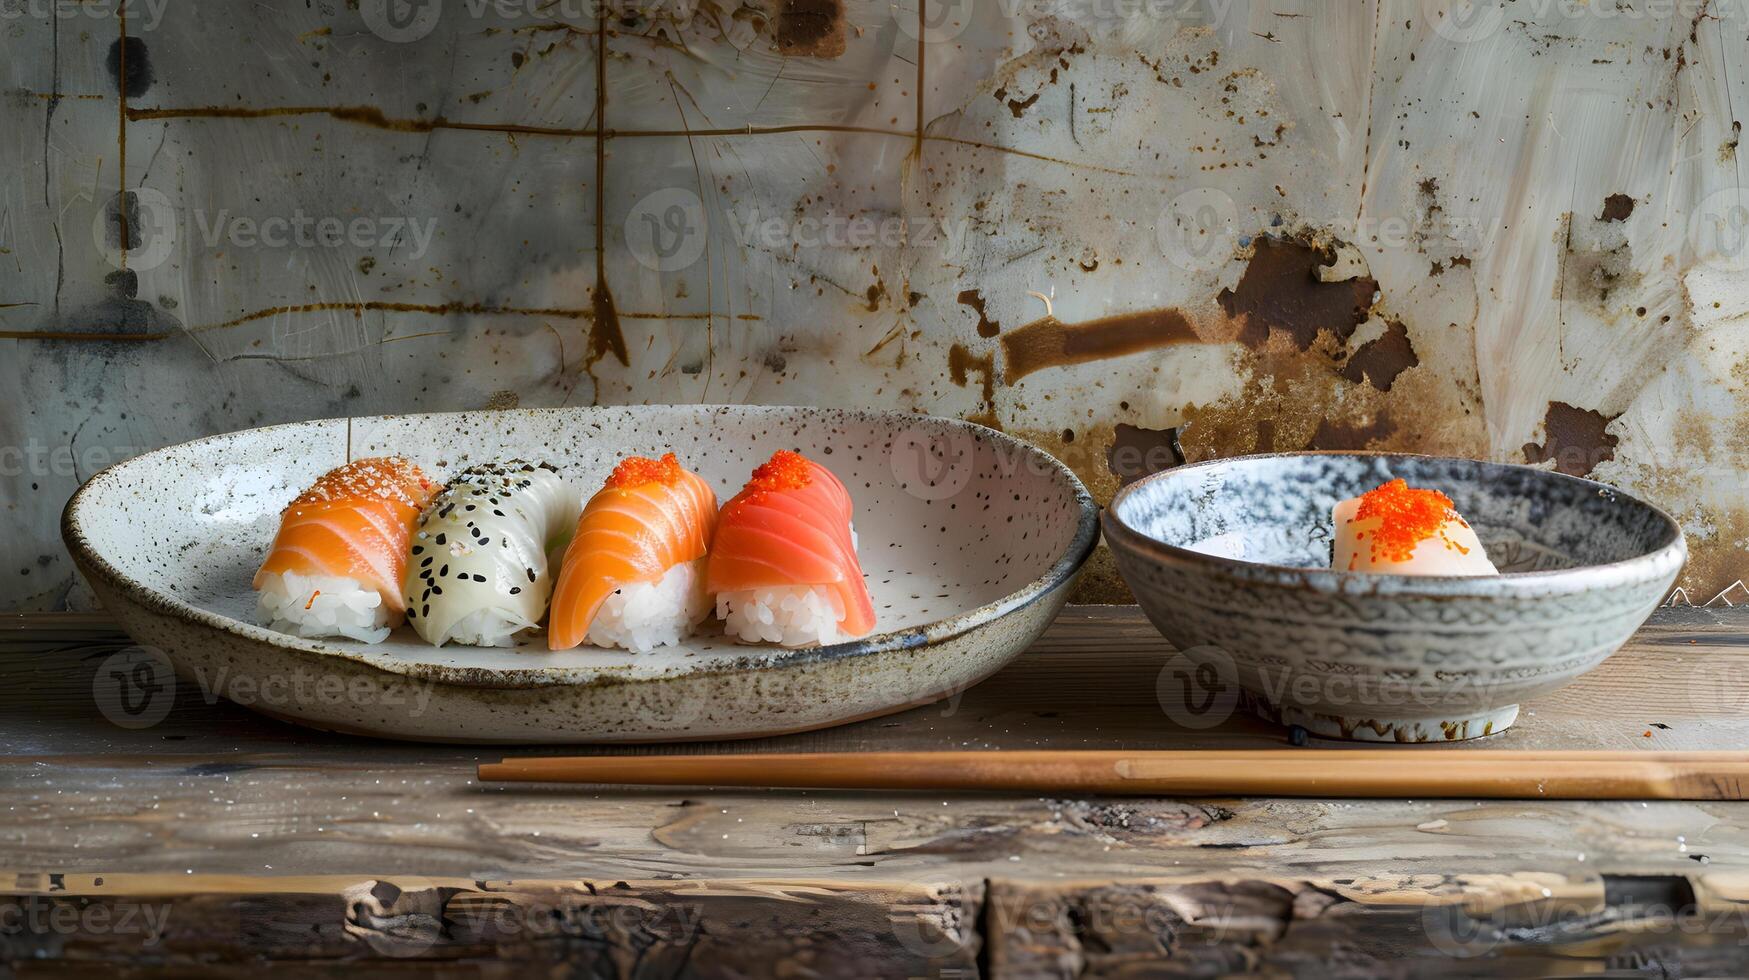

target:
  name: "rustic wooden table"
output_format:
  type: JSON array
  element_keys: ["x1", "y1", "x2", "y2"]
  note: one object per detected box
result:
[{"x1": 4, "y1": 606, "x2": 1749, "y2": 977}]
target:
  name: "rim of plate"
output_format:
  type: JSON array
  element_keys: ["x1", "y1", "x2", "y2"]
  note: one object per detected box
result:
[
  {"x1": 63, "y1": 405, "x2": 1100, "y2": 688},
  {"x1": 1102, "y1": 450, "x2": 1686, "y2": 598}
]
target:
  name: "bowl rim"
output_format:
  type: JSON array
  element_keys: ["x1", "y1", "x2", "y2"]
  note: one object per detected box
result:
[
  {"x1": 62, "y1": 405, "x2": 1100, "y2": 688},
  {"x1": 1101, "y1": 450, "x2": 1687, "y2": 597}
]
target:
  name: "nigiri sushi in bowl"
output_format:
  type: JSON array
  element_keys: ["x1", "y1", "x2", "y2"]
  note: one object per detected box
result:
[
  {"x1": 63, "y1": 406, "x2": 1097, "y2": 743},
  {"x1": 1103, "y1": 452, "x2": 1685, "y2": 742}
]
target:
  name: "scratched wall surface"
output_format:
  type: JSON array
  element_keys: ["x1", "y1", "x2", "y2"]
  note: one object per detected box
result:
[{"x1": 2, "y1": 1, "x2": 1746, "y2": 610}]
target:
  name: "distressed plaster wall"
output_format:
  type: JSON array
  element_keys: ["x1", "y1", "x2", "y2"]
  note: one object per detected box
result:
[{"x1": 1, "y1": 0, "x2": 1746, "y2": 609}]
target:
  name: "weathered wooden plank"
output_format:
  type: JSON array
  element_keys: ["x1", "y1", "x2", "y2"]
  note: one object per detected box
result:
[
  {"x1": 7, "y1": 607, "x2": 1749, "y2": 760},
  {"x1": 985, "y1": 873, "x2": 1749, "y2": 978},
  {"x1": 5, "y1": 872, "x2": 1749, "y2": 977},
  {"x1": 0, "y1": 875, "x2": 983, "y2": 977}
]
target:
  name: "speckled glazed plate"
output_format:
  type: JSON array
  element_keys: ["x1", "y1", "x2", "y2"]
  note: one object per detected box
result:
[{"x1": 64, "y1": 406, "x2": 1096, "y2": 742}]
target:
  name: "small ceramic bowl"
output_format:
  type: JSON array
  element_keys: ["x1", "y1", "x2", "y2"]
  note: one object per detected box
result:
[{"x1": 1103, "y1": 453, "x2": 1686, "y2": 742}]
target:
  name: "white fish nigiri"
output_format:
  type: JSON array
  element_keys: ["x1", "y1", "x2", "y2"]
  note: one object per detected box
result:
[
  {"x1": 403, "y1": 461, "x2": 579, "y2": 646},
  {"x1": 1333, "y1": 479, "x2": 1497, "y2": 576}
]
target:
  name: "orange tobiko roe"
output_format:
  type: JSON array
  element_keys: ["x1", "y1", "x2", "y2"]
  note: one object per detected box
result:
[
  {"x1": 744, "y1": 449, "x2": 814, "y2": 494},
  {"x1": 1351, "y1": 478, "x2": 1470, "y2": 564},
  {"x1": 605, "y1": 452, "x2": 685, "y2": 489}
]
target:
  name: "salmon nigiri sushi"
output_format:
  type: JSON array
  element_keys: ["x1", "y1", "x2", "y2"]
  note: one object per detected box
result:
[
  {"x1": 254, "y1": 456, "x2": 437, "y2": 643},
  {"x1": 548, "y1": 453, "x2": 717, "y2": 652},
  {"x1": 707, "y1": 450, "x2": 876, "y2": 647}
]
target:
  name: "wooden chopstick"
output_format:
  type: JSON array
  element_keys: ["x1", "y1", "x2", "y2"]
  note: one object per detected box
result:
[{"x1": 477, "y1": 750, "x2": 1749, "y2": 800}]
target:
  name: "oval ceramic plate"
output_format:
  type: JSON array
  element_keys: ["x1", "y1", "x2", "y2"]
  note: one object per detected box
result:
[{"x1": 64, "y1": 406, "x2": 1097, "y2": 742}]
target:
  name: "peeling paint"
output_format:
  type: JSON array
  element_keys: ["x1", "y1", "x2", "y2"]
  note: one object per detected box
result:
[
  {"x1": 1217, "y1": 239, "x2": 1377, "y2": 351},
  {"x1": 1339, "y1": 318, "x2": 1419, "y2": 393},
  {"x1": 1105, "y1": 423, "x2": 1182, "y2": 487},
  {"x1": 775, "y1": 0, "x2": 846, "y2": 58},
  {"x1": 1523, "y1": 402, "x2": 1620, "y2": 478},
  {"x1": 1599, "y1": 194, "x2": 1636, "y2": 222}
]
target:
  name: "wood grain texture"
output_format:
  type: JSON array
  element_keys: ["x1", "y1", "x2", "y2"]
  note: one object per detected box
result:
[{"x1": 5, "y1": 607, "x2": 1749, "y2": 974}]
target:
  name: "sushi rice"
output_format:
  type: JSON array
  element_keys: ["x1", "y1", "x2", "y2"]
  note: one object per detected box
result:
[
  {"x1": 257, "y1": 570, "x2": 393, "y2": 644},
  {"x1": 716, "y1": 526, "x2": 863, "y2": 648},
  {"x1": 717, "y1": 585, "x2": 851, "y2": 647},
  {"x1": 585, "y1": 558, "x2": 711, "y2": 653}
]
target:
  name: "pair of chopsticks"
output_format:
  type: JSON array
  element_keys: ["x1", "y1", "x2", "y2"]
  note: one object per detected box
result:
[{"x1": 477, "y1": 750, "x2": 1749, "y2": 800}]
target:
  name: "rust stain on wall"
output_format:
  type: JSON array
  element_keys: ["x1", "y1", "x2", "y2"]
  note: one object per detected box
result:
[
  {"x1": 1308, "y1": 411, "x2": 1395, "y2": 451},
  {"x1": 1018, "y1": 422, "x2": 1129, "y2": 603},
  {"x1": 775, "y1": 0, "x2": 846, "y2": 57},
  {"x1": 1523, "y1": 401, "x2": 1619, "y2": 477},
  {"x1": 948, "y1": 343, "x2": 999, "y2": 429},
  {"x1": 1006, "y1": 92, "x2": 1041, "y2": 118},
  {"x1": 957, "y1": 289, "x2": 1000, "y2": 338},
  {"x1": 1339, "y1": 318, "x2": 1419, "y2": 392},
  {"x1": 1599, "y1": 193, "x2": 1636, "y2": 221},
  {"x1": 1001, "y1": 307, "x2": 1202, "y2": 383},
  {"x1": 589, "y1": 284, "x2": 629, "y2": 369},
  {"x1": 1217, "y1": 238, "x2": 1376, "y2": 350}
]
